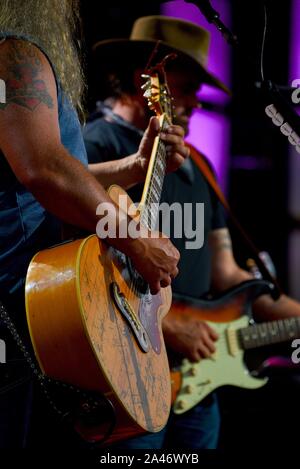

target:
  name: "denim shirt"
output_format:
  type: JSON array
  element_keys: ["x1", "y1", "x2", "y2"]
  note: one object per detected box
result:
[{"x1": 0, "y1": 33, "x2": 87, "y2": 294}]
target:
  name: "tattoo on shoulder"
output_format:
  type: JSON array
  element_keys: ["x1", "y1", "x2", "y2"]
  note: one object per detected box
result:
[
  {"x1": 0, "y1": 40, "x2": 53, "y2": 111},
  {"x1": 218, "y1": 232, "x2": 232, "y2": 250},
  {"x1": 217, "y1": 240, "x2": 232, "y2": 251},
  {"x1": 211, "y1": 230, "x2": 232, "y2": 252}
]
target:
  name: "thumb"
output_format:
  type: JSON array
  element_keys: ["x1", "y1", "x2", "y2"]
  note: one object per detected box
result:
[
  {"x1": 139, "y1": 116, "x2": 160, "y2": 158},
  {"x1": 146, "y1": 116, "x2": 160, "y2": 139}
]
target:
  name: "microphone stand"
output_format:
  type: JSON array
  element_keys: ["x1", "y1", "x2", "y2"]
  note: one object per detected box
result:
[
  {"x1": 184, "y1": 0, "x2": 300, "y2": 299},
  {"x1": 185, "y1": 0, "x2": 300, "y2": 150},
  {"x1": 185, "y1": 0, "x2": 238, "y2": 45}
]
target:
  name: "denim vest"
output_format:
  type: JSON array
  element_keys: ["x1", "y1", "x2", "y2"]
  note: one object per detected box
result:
[{"x1": 0, "y1": 33, "x2": 87, "y2": 294}]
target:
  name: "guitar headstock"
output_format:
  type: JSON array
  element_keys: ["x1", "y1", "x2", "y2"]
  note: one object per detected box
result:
[{"x1": 141, "y1": 57, "x2": 174, "y2": 123}]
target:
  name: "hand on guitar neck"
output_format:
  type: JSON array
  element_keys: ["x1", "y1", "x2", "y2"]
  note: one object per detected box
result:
[
  {"x1": 135, "y1": 116, "x2": 188, "y2": 177},
  {"x1": 108, "y1": 115, "x2": 184, "y2": 295}
]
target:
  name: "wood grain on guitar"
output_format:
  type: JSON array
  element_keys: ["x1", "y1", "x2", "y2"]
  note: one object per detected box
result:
[{"x1": 25, "y1": 63, "x2": 174, "y2": 445}]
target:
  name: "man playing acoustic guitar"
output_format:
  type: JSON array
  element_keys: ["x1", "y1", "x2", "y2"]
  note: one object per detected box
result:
[{"x1": 0, "y1": 2, "x2": 188, "y2": 448}]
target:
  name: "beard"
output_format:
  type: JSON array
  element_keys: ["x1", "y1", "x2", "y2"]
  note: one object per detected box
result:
[{"x1": 0, "y1": 0, "x2": 85, "y2": 114}]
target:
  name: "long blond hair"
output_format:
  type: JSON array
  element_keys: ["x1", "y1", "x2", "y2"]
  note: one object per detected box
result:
[{"x1": 0, "y1": 0, "x2": 85, "y2": 113}]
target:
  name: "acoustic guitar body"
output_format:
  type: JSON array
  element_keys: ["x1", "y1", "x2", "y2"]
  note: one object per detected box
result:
[{"x1": 25, "y1": 185, "x2": 172, "y2": 445}]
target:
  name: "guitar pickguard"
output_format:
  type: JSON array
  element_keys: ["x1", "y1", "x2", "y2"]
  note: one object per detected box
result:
[
  {"x1": 173, "y1": 316, "x2": 268, "y2": 414},
  {"x1": 110, "y1": 247, "x2": 164, "y2": 355},
  {"x1": 139, "y1": 292, "x2": 163, "y2": 355},
  {"x1": 110, "y1": 281, "x2": 150, "y2": 352}
]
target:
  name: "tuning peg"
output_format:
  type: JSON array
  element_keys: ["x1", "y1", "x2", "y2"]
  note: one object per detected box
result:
[
  {"x1": 141, "y1": 82, "x2": 150, "y2": 90},
  {"x1": 143, "y1": 90, "x2": 152, "y2": 99},
  {"x1": 141, "y1": 74, "x2": 150, "y2": 79}
]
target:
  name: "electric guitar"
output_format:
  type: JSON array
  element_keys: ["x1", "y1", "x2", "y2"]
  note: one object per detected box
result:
[
  {"x1": 25, "y1": 65, "x2": 174, "y2": 444},
  {"x1": 170, "y1": 279, "x2": 300, "y2": 414}
]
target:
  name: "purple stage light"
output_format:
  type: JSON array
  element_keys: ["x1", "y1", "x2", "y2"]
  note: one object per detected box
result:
[{"x1": 161, "y1": 0, "x2": 231, "y2": 191}]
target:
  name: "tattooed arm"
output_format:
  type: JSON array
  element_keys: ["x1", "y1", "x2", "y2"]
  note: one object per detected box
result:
[
  {"x1": 0, "y1": 39, "x2": 181, "y2": 293},
  {"x1": 89, "y1": 121, "x2": 187, "y2": 190},
  {"x1": 209, "y1": 228, "x2": 300, "y2": 320},
  {"x1": 209, "y1": 228, "x2": 251, "y2": 292},
  {"x1": 0, "y1": 38, "x2": 117, "y2": 232}
]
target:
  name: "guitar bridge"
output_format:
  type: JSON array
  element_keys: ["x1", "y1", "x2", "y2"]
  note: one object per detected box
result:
[{"x1": 110, "y1": 282, "x2": 150, "y2": 352}]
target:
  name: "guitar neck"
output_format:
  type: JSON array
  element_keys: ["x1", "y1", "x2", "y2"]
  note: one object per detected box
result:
[
  {"x1": 139, "y1": 114, "x2": 169, "y2": 230},
  {"x1": 239, "y1": 316, "x2": 300, "y2": 350}
]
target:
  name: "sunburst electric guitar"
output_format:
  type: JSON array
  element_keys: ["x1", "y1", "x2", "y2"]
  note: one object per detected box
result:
[
  {"x1": 25, "y1": 66, "x2": 174, "y2": 444},
  {"x1": 171, "y1": 279, "x2": 300, "y2": 414}
]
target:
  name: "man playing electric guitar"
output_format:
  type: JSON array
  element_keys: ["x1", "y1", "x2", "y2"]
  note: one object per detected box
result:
[{"x1": 84, "y1": 15, "x2": 300, "y2": 449}]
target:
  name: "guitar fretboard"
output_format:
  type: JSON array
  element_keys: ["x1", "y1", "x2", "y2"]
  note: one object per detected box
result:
[
  {"x1": 140, "y1": 117, "x2": 168, "y2": 230},
  {"x1": 239, "y1": 317, "x2": 300, "y2": 350}
]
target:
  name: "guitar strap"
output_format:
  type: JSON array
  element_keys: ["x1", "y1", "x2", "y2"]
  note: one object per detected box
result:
[
  {"x1": 0, "y1": 297, "x2": 116, "y2": 445},
  {"x1": 187, "y1": 142, "x2": 282, "y2": 299}
]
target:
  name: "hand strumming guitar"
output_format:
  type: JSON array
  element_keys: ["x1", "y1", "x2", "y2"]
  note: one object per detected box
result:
[{"x1": 163, "y1": 314, "x2": 219, "y2": 362}]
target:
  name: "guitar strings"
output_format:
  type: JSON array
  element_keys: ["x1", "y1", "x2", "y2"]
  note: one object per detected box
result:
[{"x1": 128, "y1": 136, "x2": 167, "y2": 307}]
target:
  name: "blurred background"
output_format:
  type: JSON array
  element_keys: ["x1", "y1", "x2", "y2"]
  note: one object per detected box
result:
[{"x1": 80, "y1": 0, "x2": 300, "y2": 451}]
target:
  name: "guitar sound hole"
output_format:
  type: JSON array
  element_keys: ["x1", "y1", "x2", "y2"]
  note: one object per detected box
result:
[{"x1": 126, "y1": 257, "x2": 149, "y2": 295}]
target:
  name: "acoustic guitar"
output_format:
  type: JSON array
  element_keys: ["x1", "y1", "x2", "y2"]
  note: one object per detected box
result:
[
  {"x1": 25, "y1": 66, "x2": 174, "y2": 444},
  {"x1": 170, "y1": 279, "x2": 300, "y2": 414}
]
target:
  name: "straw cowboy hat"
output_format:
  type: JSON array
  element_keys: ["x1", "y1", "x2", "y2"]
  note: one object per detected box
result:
[{"x1": 93, "y1": 15, "x2": 230, "y2": 94}]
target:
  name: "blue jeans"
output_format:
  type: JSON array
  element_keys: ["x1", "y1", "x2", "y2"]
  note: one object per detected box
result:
[{"x1": 115, "y1": 393, "x2": 220, "y2": 449}]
